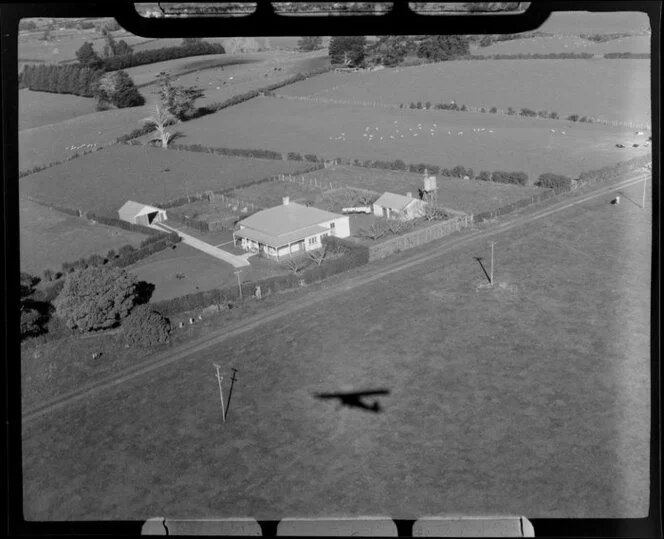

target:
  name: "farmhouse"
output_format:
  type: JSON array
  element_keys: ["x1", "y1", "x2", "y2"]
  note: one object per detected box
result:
[
  {"x1": 373, "y1": 192, "x2": 427, "y2": 221},
  {"x1": 118, "y1": 201, "x2": 167, "y2": 226},
  {"x1": 233, "y1": 197, "x2": 350, "y2": 260}
]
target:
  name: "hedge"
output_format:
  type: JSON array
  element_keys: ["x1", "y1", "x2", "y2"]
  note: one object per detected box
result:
[
  {"x1": 101, "y1": 42, "x2": 225, "y2": 72},
  {"x1": 167, "y1": 142, "x2": 283, "y2": 161},
  {"x1": 84, "y1": 212, "x2": 165, "y2": 236},
  {"x1": 112, "y1": 233, "x2": 181, "y2": 268},
  {"x1": 536, "y1": 173, "x2": 573, "y2": 190}
]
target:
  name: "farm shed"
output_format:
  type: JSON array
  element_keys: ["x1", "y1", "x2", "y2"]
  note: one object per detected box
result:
[
  {"x1": 118, "y1": 201, "x2": 167, "y2": 226},
  {"x1": 373, "y1": 192, "x2": 427, "y2": 221},
  {"x1": 233, "y1": 197, "x2": 349, "y2": 261}
]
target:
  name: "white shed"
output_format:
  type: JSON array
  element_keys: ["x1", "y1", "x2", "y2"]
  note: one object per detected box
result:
[
  {"x1": 373, "y1": 192, "x2": 427, "y2": 221},
  {"x1": 118, "y1": 201, "x2": 167, "y2": 226}
]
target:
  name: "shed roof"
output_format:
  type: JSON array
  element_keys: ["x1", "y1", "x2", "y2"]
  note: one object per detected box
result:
[
  {"x1": 374, "y1": 192, "x2": 421, "y2": 211},
  {"x1": 238, "y1": 202, "x2": 342, "y2": 236},
  {"x1": 118, "y1": 200, "x2": 165, "y2": 217}
]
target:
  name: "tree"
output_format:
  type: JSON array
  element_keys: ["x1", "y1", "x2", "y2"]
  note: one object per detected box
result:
[
  {"x1": 19, "y1": 20, "x2": 37, "y2": 31},
  {"x1": 308, "y1": 246, "x2": 327, "y2": 266},
  {"x1": 20, "y1": 272, "x2": 48, "y2": 339},
  {"x1": 53, "y1": 266, "x2": 139, "y2": 332},
  {"x1": 297, "y1": 36, "x2": 323, "y2": 52},
  {"x1": 417, "y1": 35, "x2": 470, "y2": 62},
  {"x1": 478, "y1": 170, "x2": 492, "y2": 182},
  {"x1": 156, "y1": 71, "x2": 204, "y2": 120},
  {"x1": 182, "y1": 37, "x2": 203, "y2": 47},
  {"x1": 93, "y1": 70, "x2": 145, "y2": 109},
  {"x1": 423, "y1": 204, "x2": 448, "y2": 222},
  {"x1": 114, "y1": 39, "x2": 133, "y2": 57},
  {"x1": 536, "y1": 173, "x2": 573, "y2": 190},
  {"x1": 365, "y1": 35, "x2": 415, "y2": 66},
  {"x1": 142, "y1": 104, "x2": 177, "y2": 148},
  {"x1": 123, "y1": 305, "x2": 171, "y2": 348},
  {"x1": 329, "y1": 36, "x2": 366, "y2": 67},
  {"x1": 75, "y1": 42, "x2": 103, "y2": 69},
  {"x1": 284, "y1": 254, "x2": 310, "y2": 274},
  {"x1": 40, "y1": 22, "x2": 53, "y2": 42}
]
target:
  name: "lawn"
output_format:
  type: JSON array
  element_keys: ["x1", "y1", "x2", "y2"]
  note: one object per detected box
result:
[
  {"x1": 19, "y1": 89, "x2": 98, "y2": 131},
  {"x1": 277, "y1": 59, "x2": 651, "y2": 126},
  {"x1": 300, "y1": 166, "x2": 544, "y2": 215},
  {"x1": 19, "y1": 197, "x2": 147, "y2": 275},
  {"x1": 19, "y1": 145, "x2": 319, "y2": 217},
  {"x1": 129, "y1": 241, "x2": 291, "y2": 303},
  {"x1": 22, "y1": 179, "x2": 651, "y2": 520},
  {"x1": 167, "y1": 98, "x2": 650, "y2": 181}
]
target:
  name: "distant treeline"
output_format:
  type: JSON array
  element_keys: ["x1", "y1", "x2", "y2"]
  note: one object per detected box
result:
[
  {"x1": 603, "y1": 52, "x2": 650, "y2": 59},
  {"x1": 101, "y1": 41, "x2": 225, "y2": 71},
  {"x1": 468, "y1": 52, "x2": 595, "y2": 60},
  {"x1": 19, "y1": 63, "x2": 104, "y2": 97}
]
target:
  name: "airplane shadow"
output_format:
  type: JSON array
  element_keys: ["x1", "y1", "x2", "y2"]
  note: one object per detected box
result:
[{"x1": 313, "y1": 388, "x2": 390, "y2": 413}]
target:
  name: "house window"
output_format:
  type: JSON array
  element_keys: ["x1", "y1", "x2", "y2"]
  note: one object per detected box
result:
[
  {"x1": 330, "y1": 222, "x2": 335, "y2": 229},
  {"x1": 308, "y1": 236, "x2": 318, "y2": 245}
]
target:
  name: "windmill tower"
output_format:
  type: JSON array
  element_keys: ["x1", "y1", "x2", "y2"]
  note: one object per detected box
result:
[{"x1": 423, "y1": 168, "x2": 438, "y2": 204}]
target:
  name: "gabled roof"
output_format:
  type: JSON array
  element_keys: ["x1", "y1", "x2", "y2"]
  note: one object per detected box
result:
[
  {"x1": 374, "y1": 192, "x2": 422, "y2": 211},
  {"x1": 237, "y1": 224, "x2": 329, "y2": 249},
  {"x1": 119, "y1": 200, "x2": 164, "y2": 217},
  {"x1": 238, "y1": 202, "x2": 342, "y2": 236}
]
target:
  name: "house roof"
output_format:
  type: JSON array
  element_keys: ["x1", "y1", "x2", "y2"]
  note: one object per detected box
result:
[
  {"x1": 238, "y1": 202, "x2": 343, "y2": 237},
  {"x1": 118, "y1": 200, "x2": 164, "y2": 217},
  {"x1": 374, "y1": 192, "x2": 421, "y2": 211},
  {"x1": 236, "y1": 224, "x2": 329, "y2": 249}
]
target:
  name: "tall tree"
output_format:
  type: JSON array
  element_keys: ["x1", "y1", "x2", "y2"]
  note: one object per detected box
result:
[
  {"x1": 416, "y1": 35, "x2": 470, "y2": 61},
  {"x1": 156, "y1": 71, "x2": 204, "y2": 120},
  {"x1": 297, "y1": 36, "x2": 323, "y2": 52},
  {"x1": 114, "y1": 39, "x2": 133, "y2": 57},
  {"x1": 94, "y1": 70, "x2": 145, "y2": 109},
  {"x1": 53, "y1": 266, "x2": 139, "y2": 332},
  {"x1": 142, "y1": 104, "x2": 176, "y2": 148},
  {"x1": 328, "y1": 36, "x2": 366, "y2": 66},
  {"x1": 76, "y1": 41, "x2": 104, "y2": 69}
]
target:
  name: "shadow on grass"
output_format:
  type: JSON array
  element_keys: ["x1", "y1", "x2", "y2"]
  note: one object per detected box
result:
[
  {"x1": 135, "y1": 281, "x2": 156, "y2": 305},
  {"x1": 314, "y1": 389, "x2": 390, "y2": 413},
  {"x1": 474, "y1": 256, "x2": 491, "y2": 284}
]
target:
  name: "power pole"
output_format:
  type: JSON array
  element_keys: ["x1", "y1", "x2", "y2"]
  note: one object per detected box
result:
[
  {"x1": 213, "y1": 364, "x2": 226, "y2": 423},
  {"x1": 490, "y1": 241, "x2": 495, "y2": 286}
]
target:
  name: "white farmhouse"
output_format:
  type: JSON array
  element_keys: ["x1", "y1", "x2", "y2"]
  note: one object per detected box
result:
[
  {"x1": 373, "y1": 192, "x2": 427, "y2": 221},
  {"x1": 233, "y1": 197, "x2": 350, "y2": 261}
]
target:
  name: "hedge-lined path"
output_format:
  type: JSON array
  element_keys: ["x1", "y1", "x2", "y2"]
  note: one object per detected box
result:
[
  {"x1": 150, "y1": 222, "x2": 250, "y2": 268},
  {"x1": 22, "y1": 170, "x2": 649, "y2": 424}
]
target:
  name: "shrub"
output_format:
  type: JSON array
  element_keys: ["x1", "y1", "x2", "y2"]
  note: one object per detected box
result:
[
  {"x1": 536, "y1": 173, "x2": 573, "y2": 191},
  {"x1": 567, "y1": 114, "x2": 579, "y2": 122},
  {"x1": 520, "y1": 108, "x2": 537, "y2": 117},
  {"x1": 507, "y1": 107, "x2": 516, "y2": 115},
  {"x1": 123, "y1": 305, "x2": 172, "y2": 348},
  {"x1": 492, "y1": 171, "x2": 529, "y2": 186},
  {"x1": 489, "y1": 106, "x2": 498, "y2": 113},
  {"x1": 287, "y1": 152, "x2": 303, "y2": 161},
  {"x1": 118, "y1": 244, "x2": 135, "y2": 257},
  {"x1": 478, "y1": 170, "x2": 491, "y2": 182},
  {"x1": 549, "y1": 111, "x2": 559, "y2": 120},
  {"x1": 53, "y1": 265, "x2": 139, "y2": 332}
]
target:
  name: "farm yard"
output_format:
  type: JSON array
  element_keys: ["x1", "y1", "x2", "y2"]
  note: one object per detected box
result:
[
  {"x1": 22, "y1": 179, "x2": 651, "y2": 520},
  {"x1": 129, "y1": 241, "x2": 291, "y2": 303},
  {"x1": 19, "y1": 144, "x2": 317, "y2": 217},
  {"x1": 166, "y1": 98, "x2": 649, "y2": 181},
  {"x1": 19, "y1": 197, "x2": 146, "y2": 275},
  {"x1": 277, "y1": 59, "x2": 651, "y2": 127}
]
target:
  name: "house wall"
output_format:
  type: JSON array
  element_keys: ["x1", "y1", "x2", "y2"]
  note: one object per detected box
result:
[
  {"x1": 318, "y1": 216, "x2": 350, "y2": 238},
  {"x1": 118, "y1": 209, "x2": 137, "y2": 224}
]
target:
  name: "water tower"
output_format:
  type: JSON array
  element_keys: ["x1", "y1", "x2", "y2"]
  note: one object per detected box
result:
[{"x1": 423, "y1": 168, "x2": 438, "y2": 203}]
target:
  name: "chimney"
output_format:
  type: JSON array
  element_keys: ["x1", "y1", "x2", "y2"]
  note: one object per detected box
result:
[
  {"x1": 282, "y1": 196, "x2": 290, "y2": 205},
  {"x1": 406, "y1": 192, "x2": 412, "y2": 199}
]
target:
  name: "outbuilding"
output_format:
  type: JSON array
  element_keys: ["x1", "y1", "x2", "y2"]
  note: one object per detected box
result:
[
  {"x1": 118, "y1": 201, "x2": 167, "y2": 226},
  {"x1": 233, "y1": 197, "x2": 350, "y2": 261},
  {"x1": 373, "y1": 192, "x2": 427, "y2": 221}
]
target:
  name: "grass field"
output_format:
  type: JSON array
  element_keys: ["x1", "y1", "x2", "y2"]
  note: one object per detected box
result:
[
  {"x1": 22, "y1": 178, "x2": 651, "y2": 520},
  {"x1": 19, "y1": 145, "x2": 319, "y2": 216},
  {"x1": 19, "y1": 89, "x2": 97, "y2": 131},
  {"x1": 277, "y1": 59, "x2": 651, "y2": 126},
  {"x1": 19, "y1": 197, "x2": 147, "y2": 275},
  {"x1": 166, "y1": 98, "x2": 649, "y2": 182},
  {"x1": 18, "y1": 50, "x2": 329, "y2": 170},
  {"x1": 471, "y1": 34, "x2": 651, "y2": 56},
  {"x1": 534, "y1": 11, "x2": 650, "y2": 34}
]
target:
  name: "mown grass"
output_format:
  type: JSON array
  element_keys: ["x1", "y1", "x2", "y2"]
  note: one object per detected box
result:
[
  {"x1": 471, "y1": 34, "x2": 650, "y2": 56},
  {"x1": 19, "y1": 145, "x2": 317, "y2": 217},
  {"x1": 19, "y1": 89, "x2": 97, "y2": 131},
  {"x1": 19, "y1": 197, "x2": 147, "y2": 275},
  {"x1": 22, "y1": 183, "x2": 651, "y2": 520},
  {"x1": 169, "y1": 99, "x2": 648, "y2": 183}
]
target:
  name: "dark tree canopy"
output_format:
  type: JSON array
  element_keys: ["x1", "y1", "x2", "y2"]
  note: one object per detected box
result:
[
  {"x1": 94, "y1": 70, "x2": 145, "y2": 109},
  {"x1": 297, "y1": 36, "x2": 323, "y2": 52},
  {"x1": 123, "y1": 305, "x2": 172, "y2": 348},
  {"x1": 417, "y1": 35, "x2": 470, "y2": 61},
  {"x1": 54, "y1": 266, "x2": 139, "y2": 332},
  {"x1": 75, "y1": 42, "x2": 104, "y2": 69},
  {"x1": 329, "y1": 36, "x2": 366, "y2": 66},
  {"x1": 157, "y1": 71, "x2": 204, "y2": 120},
  {"x1": 366, "y1": 35, "x2": 417, "y2": 66}
]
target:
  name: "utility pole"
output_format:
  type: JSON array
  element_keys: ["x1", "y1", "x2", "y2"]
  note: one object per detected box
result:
[
  {"x1": 213, "y1": 364, "x2": 226, "y2": 423},
  {"x1": 490, "y1": 241, "x2": 495, "y2": 286},
  {"x1": 234, "y1": 269, "x2": 243, "y2": 301}
]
